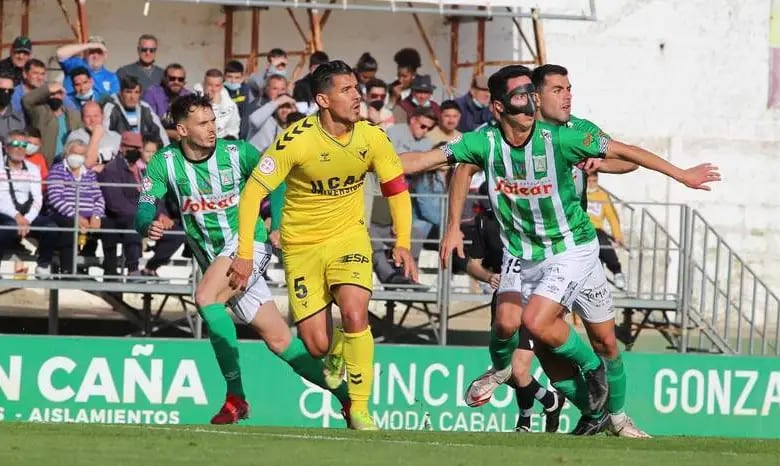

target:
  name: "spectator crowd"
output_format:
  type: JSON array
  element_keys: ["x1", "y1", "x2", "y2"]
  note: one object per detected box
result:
[{"x1": 4, "y1": 33, "x2": 610, "y2": 289}]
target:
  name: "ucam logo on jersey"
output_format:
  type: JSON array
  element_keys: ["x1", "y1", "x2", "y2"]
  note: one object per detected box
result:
[
  {"x1": 181, "y1": 193, "x2": 238, "y2": 213},
  {"x1": 494, "y1": 178, "x2": 553, "y2": 198}
]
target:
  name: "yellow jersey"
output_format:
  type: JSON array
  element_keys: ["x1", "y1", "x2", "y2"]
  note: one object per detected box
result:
[{"x1": 239, "y1": 115, "x2": 407, "y2": 255}]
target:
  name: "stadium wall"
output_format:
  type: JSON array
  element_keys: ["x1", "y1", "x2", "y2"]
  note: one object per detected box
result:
[
  {"x1": 4, "y1": 0, "x2": 776, "y2": 288},
  {"x1": 0, "y1": 335, "x2": 778, "y2": 437}
]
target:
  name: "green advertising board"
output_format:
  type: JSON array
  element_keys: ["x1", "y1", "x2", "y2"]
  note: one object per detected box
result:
[{"x1": 0, "y1": 335, "x2": 778, "y2": 438}]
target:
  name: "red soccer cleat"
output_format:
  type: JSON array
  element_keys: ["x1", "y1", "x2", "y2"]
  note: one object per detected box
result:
[{"x1": 210, "y1": 394, "x2": 249, "y2": 424}]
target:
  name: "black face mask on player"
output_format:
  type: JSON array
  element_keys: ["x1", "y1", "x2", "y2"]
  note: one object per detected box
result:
[{"x1": 497, "y1": 83, "x2": 537, "y2": 117}]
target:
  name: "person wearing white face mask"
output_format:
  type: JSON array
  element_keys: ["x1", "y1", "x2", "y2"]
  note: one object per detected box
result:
[
  {"x1": 45, "y1": 139, "x2": 105, "y2": 275},
  {"x1": 0, "y1": 130, "x2": 57, "y2": 277},
  {"x1": 66, "y1": 67, "x2": 108, "y2": 109},
  {"x1": 24, "y1": 128, "x2": 48, "y2": 181}
]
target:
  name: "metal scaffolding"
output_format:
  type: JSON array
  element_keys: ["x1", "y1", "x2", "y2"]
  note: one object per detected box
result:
[{"x1": 0, "y1": 0, "x2": 88, "y2": 51}]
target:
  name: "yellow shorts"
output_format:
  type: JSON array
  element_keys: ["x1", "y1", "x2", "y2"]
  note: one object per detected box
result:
[{"x1": 283, "y1": 230, "x2": 373, "y2": 322}]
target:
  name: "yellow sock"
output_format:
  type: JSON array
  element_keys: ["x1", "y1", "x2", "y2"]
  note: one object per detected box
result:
[
  {"x1": 330, "y1": 326, "x2": 345, "y2": 357},
  {"x1": 342, "y1": 326, "x2": 374, "y2": 413}
]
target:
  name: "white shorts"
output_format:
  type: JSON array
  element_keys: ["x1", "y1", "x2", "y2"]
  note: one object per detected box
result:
[
  {"x1": 497, "y1": 241, "x2": 615, "y2": 324},
  {"x1": 218, "y1": 241, "x2": 274, "y2": 323}
]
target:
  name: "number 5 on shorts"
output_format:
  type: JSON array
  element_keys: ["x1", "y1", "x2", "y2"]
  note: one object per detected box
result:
[{"x1": 294, "y1": 276, "x2": 308, "y2": 299}]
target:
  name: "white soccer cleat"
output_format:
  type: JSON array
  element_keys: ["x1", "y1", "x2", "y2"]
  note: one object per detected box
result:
[
  {"x1": 609, "y1": 414, "x2": 652, "y2": 438},
  {"x1": 464, "y1": 365, "x2": 512, "y2": 407},
  {"x1": 613, "y1": 273, "x2": 627, "y2": 290}
]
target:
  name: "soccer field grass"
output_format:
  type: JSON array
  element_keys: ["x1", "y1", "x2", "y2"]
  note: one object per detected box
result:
[{"x1": 1, "y1": 423, "x2": 779, "y2": 466}]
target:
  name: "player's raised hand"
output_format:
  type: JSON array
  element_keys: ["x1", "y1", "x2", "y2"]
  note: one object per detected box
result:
[
  {"x1": 392, "y1": 247, "x2": 418, "y2": 283},
  {"x1": 227, "y1": 257, "x2": 253, "y2": 291},
  {"x1": 440, "y1": 225, "x2": 465, "y2": 269},
  {"x1": 681, "y1": 163, "x2": 721, "y2": 191}
]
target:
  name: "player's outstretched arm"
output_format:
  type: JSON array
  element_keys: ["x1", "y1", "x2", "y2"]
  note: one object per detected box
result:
[
  {"x1": 599, "y1": 158, "x2": 638, "y2": 174},
  {"x1": 605, "y1": 140, "x2": 720, "y2": 190},
  {"x1": 400, "y1": 149, "x2": 450, "y2": 175},
  {"x1": 441, "y1": 163, "x2": 480, "y2": 269}
]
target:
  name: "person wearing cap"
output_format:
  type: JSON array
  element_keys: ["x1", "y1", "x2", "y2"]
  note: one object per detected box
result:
[
  {"x1": 454, "y1": 75, "x2": 492, "y2": 132},
  {"x1": 0, "y1": 36, "x2": 32, "y2": 86},
  {"x1": 97, "y1": 131, "x2": 146, "y2": 280},
  {"x1": 56, "y1": 37, "x2": 120, "y2": 98},
  {"x1": 392, "y1": 74, "x2": 441, "y2": 126}
]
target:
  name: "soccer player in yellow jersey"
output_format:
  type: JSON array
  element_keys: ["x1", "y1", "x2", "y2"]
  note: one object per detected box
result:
[{"x1": 228, "y1": 60, "x2": 417, "y2": 430}]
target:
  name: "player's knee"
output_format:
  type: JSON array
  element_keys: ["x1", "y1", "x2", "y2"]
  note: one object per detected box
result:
[
  {"x1": 194, "y1": 289, "x2": 218, "y2": 308},
  {"x1": 521, "y1": 309, "x2": 544, "y2": 336},
  {"x1": 299, "y1": 332, "x2": 329, "y2": 358},
  {"x1": 492, "y1": 317, "x2": 516, "y2": 339},
  {"x1": 591, "y1": 332, "x2": 619, "y2": 359}
]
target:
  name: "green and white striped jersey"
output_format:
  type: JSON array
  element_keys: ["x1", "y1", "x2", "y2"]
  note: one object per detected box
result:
[
  {"x1": 446, "y1": 121, "x2": 608, "y2": 261},
  {"x1": 567, "y1": 115, "x2": 611, "y2": 209},
  {"x1": 138, "y1": 139, "x2": 268, "y2": 268}
]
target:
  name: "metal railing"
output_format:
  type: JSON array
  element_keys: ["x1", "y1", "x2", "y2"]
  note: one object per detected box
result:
[{"x1": 0, "y1": 177, "x2": 777, "y2": 354}]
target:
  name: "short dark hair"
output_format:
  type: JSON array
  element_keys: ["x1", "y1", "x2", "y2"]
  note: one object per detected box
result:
[
  {"x1": 120, "y1": 75, "x2": 141, "y2": 92},
  {"x1": 310, "y1": 51, "x2": 330, "y2": 68},
  {"x1": 204, "y1": 68, "x2": 223, "y2": 79},
  {"x1": 394, "y1": 48, "x2": 421, "y2": 71},
  {"x1": 268, "y1": 48, "x2": 286, "y2": 59},
  {"x1": 6, "y1": 129, "x2": 27, "y2": 141},
  {"x1": 531, "y1": 64, "x2": 568, "y2": 90},
  {"x1": 26, "y1": 127, "x2": 41, "y2": 139},
  {"x1": 224, "y1": 60, "x2": 244, "y2": 74},
  {"x1": 24, "y1": 58, "x2": 45, "y2": 73},
  {"x1": 365, "y1": 78, "x2": 387, "y2": 93},
  {"x1": 411, "y1": 106, "x2": 437, "y2": 123},
  {"x1": 170, "y1": 93, "x2": 213, "y2": 124},
  {"x1": 69, "y1": 66, "x2": 90, "y2": 81},
  {"x1": 488, "y1": 65, "x2": 532, "y2": 102},
  {"x1": 440, "y1": 99, "x2": 460, "y2": 113},
  {"x1": 310, "y1": 60, "x2": 355, "y2": 97},
  {"x1": 356, "y1": 52, "x2": 378, "y2": 72},
  {"x1": 164, "y1": 63, "x2": 185, "y2": 76},
  {"x1": 0, "y1": 70, "x2": 15, "y2": 83},
  {"x1": 142, "y1": 135, "x2": 163, "y2": 149},
  {"x1": 138, "y1": 34, "x2": 158, "y2": 45}
]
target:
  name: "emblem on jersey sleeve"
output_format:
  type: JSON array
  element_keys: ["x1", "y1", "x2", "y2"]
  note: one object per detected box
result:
[
  {"x1": 258, "y1": 156, "x2": 276, "y2": 175},
  {"x1": 226, "y1": 144, "x2": 238, "y2": 156},
  {"x1": 141, "y1": 177, "x2": 153, "y2": 192},
  {"x1": 582, "y1": 133, "x2": 593, "y2": 147},
  {"x1": 541, "y1": 129, "x2": 552, "y2": 142},
  {"x1": 163, "y1": 150, "x2": 173, "y2": 159}
]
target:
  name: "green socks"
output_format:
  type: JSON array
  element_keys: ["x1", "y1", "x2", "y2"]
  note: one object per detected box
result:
[
  {"x1": 488, "y1": 327, "x2": 519, "y2": 370},
  {"x1": 200, "y1": 303, "x2": 244, "y2": 398},
  {"x1": 278, "y1": 337, "x2": 350, "y2": 404},
  {"x1": 552, "y1": 376, "x2": 603, "y2": 418},
  {"x1": 606, "y1": 355, "x2": 626, "y2": 414},
  {"x1": 551, "y1": 324, "x2": 602, "y2": 373}
]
